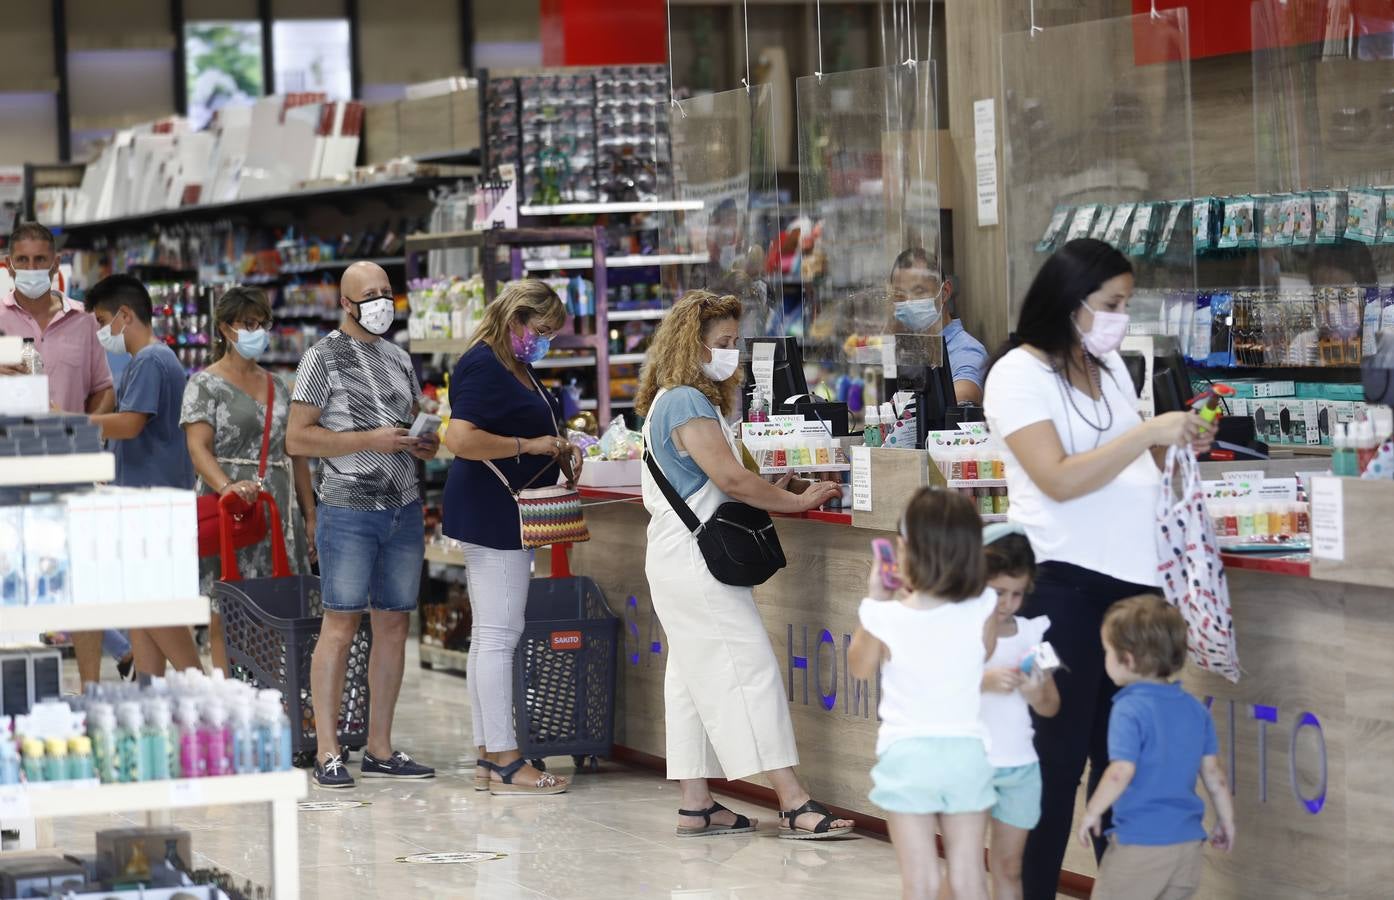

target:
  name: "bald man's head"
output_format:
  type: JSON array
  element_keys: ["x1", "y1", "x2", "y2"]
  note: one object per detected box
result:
[{"x1": 341, "y1": 261, "x2": 391, "y2": 300}]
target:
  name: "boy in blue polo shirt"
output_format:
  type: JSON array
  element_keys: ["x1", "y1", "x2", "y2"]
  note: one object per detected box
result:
[{"x1": 1077, "y1": 595, "x2": 1236, "y2": 900}]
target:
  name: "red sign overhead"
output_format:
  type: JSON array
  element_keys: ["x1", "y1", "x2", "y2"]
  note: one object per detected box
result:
[
  {"x1": 1132, "y1": 1, "x2": 1394, "y2": 63},
  {"x1": 541, "y1": 0, "x2": 666, "y2": 67}
]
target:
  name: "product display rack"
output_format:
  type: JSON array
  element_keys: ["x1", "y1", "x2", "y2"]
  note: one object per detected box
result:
[{"x1": 0, "y1": 455, "x2": 306, "y2": 899}]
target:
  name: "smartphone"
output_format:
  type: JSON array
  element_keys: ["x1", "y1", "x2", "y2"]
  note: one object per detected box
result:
[
  {"x1": 871, "y1": 539, "x2": 902, "y2": 592},
  {"x1": 407, "y1": 412, "x2": 442, "y2": 441}
]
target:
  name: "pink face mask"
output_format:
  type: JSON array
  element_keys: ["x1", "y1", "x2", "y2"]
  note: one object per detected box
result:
[{"x1": 1077, "y1": 307, "x2": 1130, "y2": 357}]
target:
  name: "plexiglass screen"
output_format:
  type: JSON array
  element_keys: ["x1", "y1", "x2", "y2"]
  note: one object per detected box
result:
[
  {"x1": 1252, "y1": 0, "x2": 1394, "y2": 365},
  {"x1": 665, "y1": 84, "x2": 788, "y2": 338},
  {"x1": 1001, "y1": 12, "x2": 1195, "y2": 338},
  {"x1": 796, "y1": 62, "x2": 942, "y2": 404}
]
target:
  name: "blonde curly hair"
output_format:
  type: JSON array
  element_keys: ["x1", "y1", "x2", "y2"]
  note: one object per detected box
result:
[
  {"x1": 468, "y1": 279, "x2": 567, "y2": 370},
  {"x1": 635, "y1": 290, "x2": 743, "y2": 417}
]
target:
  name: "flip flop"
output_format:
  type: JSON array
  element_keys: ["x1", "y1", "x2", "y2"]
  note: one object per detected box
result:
[
  {"x1": 778, "y1": 799, "x2": 854, "y2": 840},
  {"x1": 676, "y1": 802, "x2": 757, "y2": 838}
]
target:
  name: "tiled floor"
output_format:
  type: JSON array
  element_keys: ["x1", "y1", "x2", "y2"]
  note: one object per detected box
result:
[
  {"x1": 49, "y1": 644, "x2": 911, "y2": 899},
  {"x1": 50, "y1": 646, "x2": 1073, "y2": 899}
]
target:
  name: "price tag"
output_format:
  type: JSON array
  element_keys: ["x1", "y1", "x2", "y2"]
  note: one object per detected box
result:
[
  {"x1": 0, "y1": 786, "x2": 31, "y2": 819},
  {"x1": 851, "y1": 445, "x2": 872, "y2": 512},
  {"x1": 168, "y1": 779, "x2": 206, "y2": 808}
]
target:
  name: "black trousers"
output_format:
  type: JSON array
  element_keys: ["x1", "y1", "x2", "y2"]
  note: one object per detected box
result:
[{"x1": 1020, "y1": 561, "x2": 1161, "y2": 900}]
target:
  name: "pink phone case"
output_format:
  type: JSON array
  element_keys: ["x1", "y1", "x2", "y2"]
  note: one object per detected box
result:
[{"x1": 871, "y1": 539, "x2": 902, "y2": 591}]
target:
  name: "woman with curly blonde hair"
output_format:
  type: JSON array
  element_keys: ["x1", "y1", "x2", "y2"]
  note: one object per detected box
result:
[{"x1": 636, "y1": 290, "x2": 853, "y2": 840}]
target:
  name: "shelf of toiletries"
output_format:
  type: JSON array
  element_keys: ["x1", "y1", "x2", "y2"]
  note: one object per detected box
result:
[
  {"x1": 522, "y1": 252, "x2": 710, "y2": 271},
  {"x1": 752, "y1": 443, "x2": 851, "y2": 475},
  {"x1": 0, "y1": 452, "x2": 114, "y2": 487},
  {"x1": 519, "y1": 200, "x2": 703, "y2": 216},
  {"x1": 1, "y1": 599, "x2": 210, "y2": 633}
]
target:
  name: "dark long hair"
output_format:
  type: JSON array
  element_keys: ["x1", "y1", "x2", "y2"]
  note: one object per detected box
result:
[{"x1": 986, "y1": 238, "x2": 1133, "y2": 379}]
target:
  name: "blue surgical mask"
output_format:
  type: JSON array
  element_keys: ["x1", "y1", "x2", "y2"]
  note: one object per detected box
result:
[
  {"x1": 234, "y1": 327, "x2": 270, "y2": 360},
  {"x1": 893, "y1": 297, "x2": 942, "y2": 332}
]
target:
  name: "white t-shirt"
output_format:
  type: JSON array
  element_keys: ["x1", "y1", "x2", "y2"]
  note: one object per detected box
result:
[
  {"x1": 980, "y1": 614, "x2": 1052, "y2": 768},
  {"x1": 984, "y1": 348, "x2": 1161, "y2": 587},
  {"x1": 859, "y1": 589, "x2": 997, "y2": 757}
]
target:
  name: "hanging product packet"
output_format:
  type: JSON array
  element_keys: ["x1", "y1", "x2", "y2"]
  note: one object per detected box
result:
[
  {"x1": 1313, "y1": 190, "x2": 1346, "y2": 244},
  {"x1": 1129, "y1": 202, "x2": 1157, "y2": 256},
  {"x1": 1066, "y1": 204, "x2": 1099, "y2": 242},
  {"x1": 1104, "y1": 203, "x2": 1135, "y2": 249},
  {"x1": 1258, "y1": 194, "x2": 1291, "y2": 248},
  {"x1": 1381, "y1": 189, "x2": 1394, "y2": 244},
  {"x1": 1037, "y1": 206, "x2": 1073, "y2": 252},
  {"x1": 1207, "y1": 292, "x2": 1234, "y2": 367},
  {"x1": 1362, "y1": 286, "x2": 1385, "y2": 358},
  {"x1": 1188, "y1": 292, "x2": 1212, "y2": 366},
  {"x1": 1345, "y1": 188, "x2": 1383, "y2": 244},
  {"x1": 1193, "y1": 197, "x2": 1216, "y2": 252},
  {"x1": 1089, "y1": 205, "x2": 1115, "y2": 242},
  {"x1": 1290, "y1": 192, "x2": 1314, "y2": 244},
  {"x1": 1155, "y1": 200, "x2": 1188, "y2": 258}
]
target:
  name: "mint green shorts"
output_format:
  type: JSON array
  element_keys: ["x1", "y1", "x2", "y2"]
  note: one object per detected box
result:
[
  {"x1": 991, "y1": 763, "x2": 1043, "y2": 830},
  {"x1": 870, "y1": 737, "x2": 994, "y2": 815}
]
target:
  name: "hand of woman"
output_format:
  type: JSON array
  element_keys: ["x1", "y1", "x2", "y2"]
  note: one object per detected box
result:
[
  {"x1": 568, "y1": 442, "x2": 585, "y2": 478},
  {"x1": 983, "y1": 666, "x2": 1026, "y2": 694},
  {"x1": 797, "y1": 480, "x2": 842, "y2": 511},
  {"x1": 304, "y1": 512, "x2": 319, "y2": 565},
  {"x1": 522, "y1": 436, "x2": 568, "y2": 458},
  {"x1": 1147, "y1": 411, "x2": 1202, "y2": 448},
  {"x1": 220, "y1": 480, "x2": 261, "y2": 506}
]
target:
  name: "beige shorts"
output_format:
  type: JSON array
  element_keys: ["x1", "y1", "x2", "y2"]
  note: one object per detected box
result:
[{"x1": 1092, "y1": 838, "x2": 1204, "y2": 900}]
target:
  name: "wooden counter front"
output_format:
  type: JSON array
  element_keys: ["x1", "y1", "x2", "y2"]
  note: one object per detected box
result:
[{"x1": 571, "y1": 500, "x2": 1394, "y2": 899}]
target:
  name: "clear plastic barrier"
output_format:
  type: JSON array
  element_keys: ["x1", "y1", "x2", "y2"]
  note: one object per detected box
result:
[
  {"x1": 1001, "y1": 12, "x2": 1196, "y2": 333},
  {"x1": 666, "y1": 84, "x2": 788, "y2": 337},
  {"x1": 795, "y1": 63, "x2": 942, "y2": 400}
]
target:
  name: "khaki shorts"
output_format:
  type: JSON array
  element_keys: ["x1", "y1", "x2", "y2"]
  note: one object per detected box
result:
[{"x1": 1092, "y1": 838, "x2": 1204, "y2": 900}]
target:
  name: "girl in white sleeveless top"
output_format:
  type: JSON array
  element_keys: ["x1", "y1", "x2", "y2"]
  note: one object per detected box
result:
[{"x1": 850, "y1": 487, "x2": 1000, "y2": 900}]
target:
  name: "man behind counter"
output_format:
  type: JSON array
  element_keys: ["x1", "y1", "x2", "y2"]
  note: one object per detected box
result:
[{"x1": 888, "y1": 248, "x2": 989, "y2": 404}]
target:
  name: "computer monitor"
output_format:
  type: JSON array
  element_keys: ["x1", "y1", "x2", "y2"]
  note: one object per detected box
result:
[
  {"x1": 1150, "y1": 338, "x2": 1192, "y2": 415},
  {"x1": 745, "y1": 336, "x2": 809, "y2": 414}
]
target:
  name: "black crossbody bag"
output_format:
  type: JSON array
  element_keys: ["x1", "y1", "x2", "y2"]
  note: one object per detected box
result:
[{"x1": 643, "y1": 450, "x2": 787, "y2": 587}]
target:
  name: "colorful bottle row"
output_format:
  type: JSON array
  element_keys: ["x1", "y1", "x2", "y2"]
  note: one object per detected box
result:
[
  {"x1": 1209, "y1": 502, "x2": 1310, "y2": 543},
  {"x1": 939, "y1": 456, "x2": 1007, "y2": 482}
]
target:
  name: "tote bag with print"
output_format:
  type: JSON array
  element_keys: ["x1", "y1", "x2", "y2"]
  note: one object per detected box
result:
[{"x1": 1155, "y1": 445, "x2": 1241, "y2": 682}]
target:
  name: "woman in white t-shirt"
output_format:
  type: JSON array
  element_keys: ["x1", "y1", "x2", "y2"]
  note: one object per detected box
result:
[{"x1": 982, "y1": 239, "x2": 1212, "y2": 900}]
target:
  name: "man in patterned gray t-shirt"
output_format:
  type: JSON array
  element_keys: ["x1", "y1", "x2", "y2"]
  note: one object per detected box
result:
[{"x1": 288, "y1": 261, "x2": 439, "y2": 789}]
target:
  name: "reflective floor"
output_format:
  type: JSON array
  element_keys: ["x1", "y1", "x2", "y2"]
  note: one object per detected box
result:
[
  {"x1": 52, "y1": 643, "x2": 911, "y2": 899},
  {"x1": 52, "y1": 645, "x2": 1075, "y2": 899}
]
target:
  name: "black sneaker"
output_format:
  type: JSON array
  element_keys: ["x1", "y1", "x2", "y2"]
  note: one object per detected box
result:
[
  {"x1": 313, "y1": 753, "x2": 355, "y2": 789},
  {"x1": 361, "y1": 749, "x2": 435, "y2": 779}
]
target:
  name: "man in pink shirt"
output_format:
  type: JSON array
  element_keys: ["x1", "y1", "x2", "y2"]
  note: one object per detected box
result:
[{"x1": 0, "y1": 222, "x2": 115, "y2": 414}]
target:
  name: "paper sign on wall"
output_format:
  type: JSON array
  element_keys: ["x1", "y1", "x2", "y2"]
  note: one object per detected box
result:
[
  {"x1": 1310, "y1": 477, "x2": 1345, "y2": 561},
  {"x1": 851, "y1": 445, "x2": 873, "y2": 512},
  {"x1": 973, "y1": 99, "x2": 999, "y2": 227}
]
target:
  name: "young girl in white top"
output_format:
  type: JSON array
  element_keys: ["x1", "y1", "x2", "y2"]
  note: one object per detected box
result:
[
  {"x1": 850, "y1": 487, "x2": 1000, "y2": 900},
  {"x1": 980, "y1": 525, "x2": 1060, "y2": 900}
]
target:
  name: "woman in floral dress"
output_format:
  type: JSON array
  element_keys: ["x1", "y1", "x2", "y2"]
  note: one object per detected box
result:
[{"x1": 181, "y1": 286, "x2": 314, "y2": 673}]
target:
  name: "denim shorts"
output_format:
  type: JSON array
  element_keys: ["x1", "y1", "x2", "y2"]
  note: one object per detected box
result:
[
  {"x1": 870, "y1": 736, "x2": 995, "y2": 816},
  {"x1": 991, "y1": 762, "x2": 1043, "y2": 830},
  {"x1": 317, "y1": 500, "x2": 424, "y2": 613}
]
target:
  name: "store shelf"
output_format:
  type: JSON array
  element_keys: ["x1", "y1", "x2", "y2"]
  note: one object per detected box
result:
[
  {"x1": 577, "y1": 399, "x2": 598, "y2": 411},
  {"x1": 410, "y1": 338, "x2": 470, "y2": 354},
  {"x1": 758, "y1": 464, "x2": 852, "y2": 475},
  {"x1": 60, "y1": 178, "x2": 453, "y2": 238},
  {"x1": 1, "y1": 597, "x2": 210, "y2": 633},
  {"x1": 419, "y1": 643, "x2": 469, "y2": 673},
  {"x1": 611, "y1": 399, "x2": 636, "y2": 409},
  {"x1": 945, "y1": 478, "x2": 1008, "y2": 489},
  {"x1": 519, "y1": 200, "x2": 703, "y2": 216},
  {"x1": 0, "y1": 452, "x2": 114, "y2": 487},
  {"x1": 609, "y1": 353, "x2": 647, "y2": 365},
  {"x1": 608, "y1": 309, "x2": 670, "y2": 322},
  {"x1": 424, "y1": 543, "x2": 467, "y2": 566},
  {"x1": 532, "y1": 355, "x2": 597, "y2": 369},
  {"x1": 404, "y1": 230, "x2": 485, "y2": 252},
  {"x1": 0, "y1": 770, "x2": 306, "y2": 819},
  {"x1": 279, "y1": 256, "x2": 405, "y2": 274},
  {"x1": 522, "y1": 252, "x2": 710, "y2": 271}
]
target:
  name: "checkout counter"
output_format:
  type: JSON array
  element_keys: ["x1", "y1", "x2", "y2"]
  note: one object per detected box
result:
[{"x1": 568, "y1": 355, "x2": 1394, "y2": 899}]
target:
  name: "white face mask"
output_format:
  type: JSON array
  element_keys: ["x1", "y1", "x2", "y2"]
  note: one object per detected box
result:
[
  {"x1": 13, "y1": 268, "x2": 53, "y2": 300},
  {"x1": 97, "y1": 317, "x2": 128, "y2": 356},
  {"x1": 1076, "y1": 306, "x2": 1130, "y2": 357},
  {"x1": 701, "y1": 345, "x2": 741, "y2": 382},
  {"x1": 350, "y1": 296, "x2": 395, "y2": 336}
]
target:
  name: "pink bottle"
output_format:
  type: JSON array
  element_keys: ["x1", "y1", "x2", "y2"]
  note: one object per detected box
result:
[
  {"x1": 203, "y1": 703, "x2": 232, "y2": 777},
  {"x1": 178, "y1": 699, "x2": 206, "y2": 778}
]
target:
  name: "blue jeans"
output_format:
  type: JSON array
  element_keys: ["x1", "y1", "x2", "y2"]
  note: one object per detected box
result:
[
  {"x1": 102, "y1": 630, "x2": 130, "y2": 660},
  {"x1": 316, "y1": 500, "x2": 424, "y2": 613}
]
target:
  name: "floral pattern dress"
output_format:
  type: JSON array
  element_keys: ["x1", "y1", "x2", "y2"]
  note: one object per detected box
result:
[{"x1": 180, "y1": 371, "x2": 310, "y2": 604}]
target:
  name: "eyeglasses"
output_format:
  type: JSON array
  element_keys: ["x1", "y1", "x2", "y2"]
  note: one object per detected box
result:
[{"x1": 233, "y1": 318, "x2": 269, "y2": 331}]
